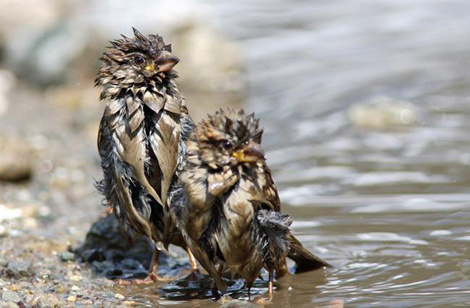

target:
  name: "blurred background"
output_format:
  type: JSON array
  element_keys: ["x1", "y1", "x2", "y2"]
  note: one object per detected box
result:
[{"x1": 0, "y1": 0, "x2": 469, "y2": 306}]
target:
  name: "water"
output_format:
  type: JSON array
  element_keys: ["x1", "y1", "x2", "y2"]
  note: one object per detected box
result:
[{"x1": 135, "y1": 0, "x2": 470, "y2": 306}]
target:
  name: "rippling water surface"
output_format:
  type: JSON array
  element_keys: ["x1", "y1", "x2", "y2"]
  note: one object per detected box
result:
[{"x1": 128, "y1": 1, "x2": 470, "y2": 306}]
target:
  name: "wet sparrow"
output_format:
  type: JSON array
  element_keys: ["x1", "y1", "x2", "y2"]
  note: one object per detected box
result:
[
  {"x1": 171, "y1": 108, "x2": 330, "y2": 293},
  {"x1": 95, "y1": 28, "x2": 196, "y2": 283}
]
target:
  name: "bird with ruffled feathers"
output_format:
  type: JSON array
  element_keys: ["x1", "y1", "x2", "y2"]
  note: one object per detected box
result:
[
  {"x1": 95, "y1": 28, "x2": 197, "y2": 283},
  {"x1": 171, "y1": 108, "x2": 331, "y2": 294}
]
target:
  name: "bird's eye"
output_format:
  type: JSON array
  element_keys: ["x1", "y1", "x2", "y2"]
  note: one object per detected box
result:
[
  {"x1": 133, "y1": 56, "x2": 145, "y2": 65},
  {"x1": 223, "y1": 140, "x2": 232, "y2": 149}
]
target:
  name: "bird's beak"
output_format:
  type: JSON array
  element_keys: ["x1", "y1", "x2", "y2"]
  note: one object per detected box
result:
[
  {"x1": 154, "y1": 51, "x2": 180, "y2": 73},
  {"x1": 232, "y1": 141, "x2": 266, "y2": 163}
]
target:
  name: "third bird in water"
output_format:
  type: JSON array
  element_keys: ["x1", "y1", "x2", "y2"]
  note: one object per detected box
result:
[
  {"x1": 171, "y1": 108, "x2": 331, "y2": 293},
  {"x1": 95, "y1": 28, "x2": 196, "y2": 283}
]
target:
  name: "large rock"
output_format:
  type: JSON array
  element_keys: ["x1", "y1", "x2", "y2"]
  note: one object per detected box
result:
[{"x1": 0, "y1": 137, "x2": 32, "y2": 182}]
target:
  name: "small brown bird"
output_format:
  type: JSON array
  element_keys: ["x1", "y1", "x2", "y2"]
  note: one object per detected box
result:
[
  {"x1": 95, "y1": 28, "x2": 196, "y2": 283},
  {"x1": 170, "y1": 108, "x2": 331, "y2": 293}
]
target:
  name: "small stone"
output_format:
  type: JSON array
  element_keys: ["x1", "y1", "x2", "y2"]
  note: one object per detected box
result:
[
  {"x1": 60, "y1": 251, "x2": 76, "y2": 262},
  {"x1": 114, "y1": 293, "x2": 125, "y2": 300},
  {"x1": 0, "y1": 139, "x2": 33, "y2": 182},
  {"x1": 36, "y1": 298, "x2": 53, "y2": 308},
  {"x1": 2, "y1": 290, "x2": 22, "y2": 302},
  {"x1": 67, "y1": 295, "x2": 77, "y2": 302},
  {"x1": 5, "y1": 261, "x2": 35, "y2": 279},
  {"x1": 44, "y1": 294, "x2": 60, "y2": 307},
  {"x1": 71, "y1": 285, "x2": 80, "y2": 291},
  {"x1": 0, "y1": 225, "x2": 8, "y2": 237},
  {"x1": 68, "y1": 274, "x2": 82, "y2": 282},
  {"x1": 123, "y1": 301, "x2": 137, "y2": 306},
  {"x1": 0, "y1": 205, "x2": 23, "y2": 222}
]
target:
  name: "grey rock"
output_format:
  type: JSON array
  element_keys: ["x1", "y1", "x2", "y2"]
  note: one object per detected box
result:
[
  {"x1": 36, "y1": 298, "x2": 53, "y2": 308},
  {"x1": 5, "y1": 261, "x2": 35, "y2": 279},
  {"x1": 1, "y1": 290, "x2": 21, "y2": 303},
  {"x1": 60, "y1": 251, "x2": 76, "y2": 262}
]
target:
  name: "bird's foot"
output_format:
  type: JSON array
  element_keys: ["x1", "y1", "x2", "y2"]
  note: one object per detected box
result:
[
  {"x1": 115, "y1": 273, "x2": 174, "y2": 285},
  {"x1": 149, "y1": 272, "x2": 176, "y2": 282},
  {"x1": 253, "y1": 294, "x2": 273, "y2": 305}
]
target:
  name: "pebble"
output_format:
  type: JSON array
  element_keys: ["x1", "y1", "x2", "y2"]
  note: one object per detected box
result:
[
  {"x1": 0, "y1": 225, "x2": 7, "y2": 237},
  {"x1": 71, "y1": 285, "x2": 80, "y2": 291},
  {"x1": 67, "y1": 295, "x2": 77, "y2": 302},
  {"x1": 68, "y1": 274, "x2": 82, "y2": 282},
  {"x1": 0, "y1": 151, "x2": 32, "y2": 182},
  {"x1": 36, "y1": 298, "x2": 53, "y2": 308},
  {"x1": 5, "y1": 261, "x2": 35, "y2": 279},
  {"x1": 0, "y1": 205, "x2": 23, "y2": 222},
  {"x1": 60, "y1": 251, "x2": 76, "y2": 262},
  {"x1": 2, "y1": 290, "x2": 22, "y2": 303},
  {"x1": 115, "y1": 293, "x2": 125, "y2": 300}
]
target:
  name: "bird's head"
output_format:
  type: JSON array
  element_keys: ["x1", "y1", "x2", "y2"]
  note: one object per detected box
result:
[
  {"x1": 189, "y1": 108, "x2": 265, "y2": 170},
  {"x1": 95, "y1": 28, "x2": 179, "y2": 91}
]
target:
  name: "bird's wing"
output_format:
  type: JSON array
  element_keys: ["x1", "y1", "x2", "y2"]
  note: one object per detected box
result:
[
  {"x1": 148, "y1": 112, "x2": 180, "y2": 207},
  {"x1": 116, "y1": 97, "x2": 163, "y2": 206},
  {"x1": 169, "y1": 184, "x2": 227, "y2": 292},
  {"x1": 97, "y1": 99, "x2": 154, "y2": 238}
]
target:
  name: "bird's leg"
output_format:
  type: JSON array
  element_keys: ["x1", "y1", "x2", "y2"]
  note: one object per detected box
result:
[
  {"x1": 253, "y1": 270, "x2": 274, "y2": 305},
  {"x1": 268, "y1": 270, "x2": 274, "y2": 294},
  {"x1": 148, "y1": 247, "x2": 175, "y2": 282},
  {"x1": 187, "y1": 248, "x2": 199, "y2": 273},
  {"x1": 181, "y1": 248, "x2": 200, "y2": 280},
  {"x1": 147, "y1": 248, "x2": 160, "y2": 281}
]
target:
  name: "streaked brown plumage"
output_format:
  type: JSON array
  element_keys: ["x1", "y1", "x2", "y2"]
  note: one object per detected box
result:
[
  {"x1": 95, "y1": 28, "x2": 196, "y2": 283},
  {"x1": 170, "y1": 108, "x2": 331, "y2": 293}
]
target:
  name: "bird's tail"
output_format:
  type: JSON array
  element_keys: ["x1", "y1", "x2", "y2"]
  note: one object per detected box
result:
[{"x1": 288, "y1": 234, "x2": 332, "y2": 273}]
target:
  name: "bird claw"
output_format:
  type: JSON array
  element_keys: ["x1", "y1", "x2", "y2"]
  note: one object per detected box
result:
[
  {"x1": 115, "y1": 277, "x2": 154, "y2": 285},
  {"x1": 114, "y1": 273, "x2": 175, "y2": 285},
  {"x1": 150, "y1": 273, "x2": 176, "y2": 282},
  {"x1": 253, "y1": 294, "x2": 273, "y2": 305}
]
